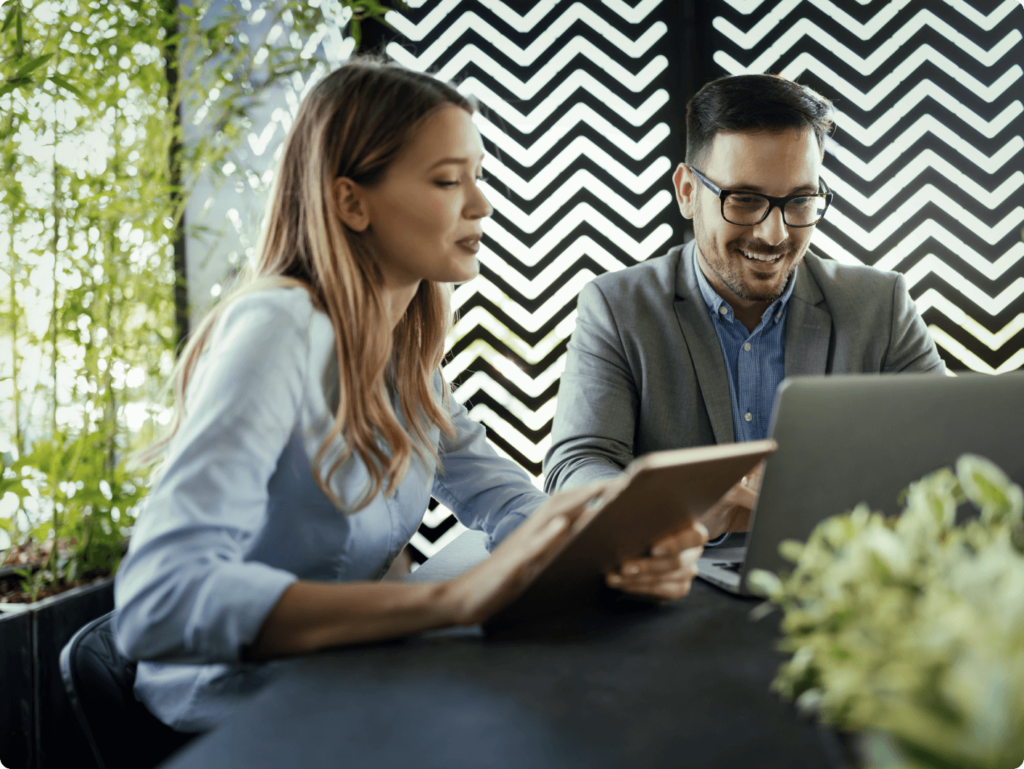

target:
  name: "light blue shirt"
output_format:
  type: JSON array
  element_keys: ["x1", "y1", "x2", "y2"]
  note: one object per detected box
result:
[
  {"x1": 692, "y1": 249, "x2": 796, "y2": 443},
  {"x1": 113, "y1": 288, "x2": 547, "y2": 732}
]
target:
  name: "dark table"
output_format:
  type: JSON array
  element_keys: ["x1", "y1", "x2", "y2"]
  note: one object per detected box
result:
[{"x1": 163, "y1": 532, "x2": 853, "y2": 769}]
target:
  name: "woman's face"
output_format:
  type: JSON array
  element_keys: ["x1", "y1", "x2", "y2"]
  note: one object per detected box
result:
[{"x1": 360, "y1": 105, "x2": 491, "y2": 291}]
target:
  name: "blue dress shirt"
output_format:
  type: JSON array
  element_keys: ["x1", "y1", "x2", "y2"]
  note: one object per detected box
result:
[
  {"x1": 113, "y1": 288, "x2": 547, "y2": 732},
  {"x1": 692, "y1": 249, "x2": 796, "y2": 443}
]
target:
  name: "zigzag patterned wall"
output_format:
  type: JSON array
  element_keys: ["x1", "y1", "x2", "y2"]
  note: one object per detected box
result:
[
  {"x1": 393, "y1": 0, "x2": 1024, "y2": 561},
  {"x1": 711, "y1": 0, "x2": 1024, "y2": 375},
  {"x1": 186, "y1": 0, "x2": 1024, "y2": 562},
  {"x1": 381, "y1": 0, "x2": 679, "y2": 560}
]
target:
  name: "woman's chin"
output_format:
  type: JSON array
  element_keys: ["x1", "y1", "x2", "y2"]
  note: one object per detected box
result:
[{"x1": 448, "y1": 259, "x2": 480, "y2": 285}]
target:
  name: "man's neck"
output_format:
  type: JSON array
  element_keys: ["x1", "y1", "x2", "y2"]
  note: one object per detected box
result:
[{"x1": 695, "y1": 250, "x2": 773, "y2": 333}]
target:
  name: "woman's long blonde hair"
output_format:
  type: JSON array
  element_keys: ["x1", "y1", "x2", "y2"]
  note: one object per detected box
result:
[{"x1": 145, "y1": 59, "x2": 470, "y2": 511}]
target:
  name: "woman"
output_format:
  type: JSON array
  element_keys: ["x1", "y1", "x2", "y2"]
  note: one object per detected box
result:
[{"x1": 114, "y1": 58, "x2": 707, "y2": 733}]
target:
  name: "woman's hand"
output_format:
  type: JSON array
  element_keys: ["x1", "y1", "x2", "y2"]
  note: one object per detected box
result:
[
  {"x1": 605, "y1": 521, "x2": 709, "y2": 602},
  {"x1": 438, "y1": 481, "x2": 613, "y2": 626}
]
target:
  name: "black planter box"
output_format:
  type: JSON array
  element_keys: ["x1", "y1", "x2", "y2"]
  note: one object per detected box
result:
[
  {"x1": 0, "y1": 577, "x2": 114, "y2": 769},
  {"x1": 0, "y1": 609, "x2": 32, "y2": 769}
]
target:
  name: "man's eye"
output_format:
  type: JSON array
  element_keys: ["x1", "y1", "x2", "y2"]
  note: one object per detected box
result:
[{"x1": 730, "y1": 195, "x2": 764, "y2": 208}]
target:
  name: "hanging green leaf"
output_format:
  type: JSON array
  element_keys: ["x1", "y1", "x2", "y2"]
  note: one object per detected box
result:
[
  {"x1": 14, "y1": 52, "x2": 52, "y2": 79},
  {"x1": 15, "y1": 4, "x2": 23, "y2": 55},
  {"x1": 1, "y1": 5, "x2": 17, "y2": 35},
  {"x1": 49, "y1": 74, "x2": 86, "y2": 101}
]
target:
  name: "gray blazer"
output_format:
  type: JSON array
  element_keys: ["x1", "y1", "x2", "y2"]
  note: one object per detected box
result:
[{"x1": 543, "y1": 241, "x2": 945, "y2": 493}]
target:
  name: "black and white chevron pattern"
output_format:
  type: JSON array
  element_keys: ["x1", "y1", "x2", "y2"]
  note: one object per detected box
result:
[
  {"x1": 187, "y1": 0, "x2": 1024, "y2": 561},
  {"x1": 712, "y1": 0, "x2": 1024, "y2": 374},
  {"x1": 382, "y1": 0, "x2": 679, "y2": 560}
]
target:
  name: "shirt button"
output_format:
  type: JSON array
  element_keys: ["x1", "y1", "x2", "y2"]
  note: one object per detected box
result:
[
  {"x1": 775, "y1": 312, "x2": 782, "y2": 321},
  {"x1": 743, "y1": 342, "x2": 751, "y2": 352},
  {"x1": 719, "y1": 306, "x2": 729, "y2": 315},
  {"x1": 744, "y1": 412, "x2": 753, "y2": 422}
]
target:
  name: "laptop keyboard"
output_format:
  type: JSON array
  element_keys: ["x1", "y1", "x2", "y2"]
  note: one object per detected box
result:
[{"x1": 711, "y1": 561, "x2": 743, "y2": 574}]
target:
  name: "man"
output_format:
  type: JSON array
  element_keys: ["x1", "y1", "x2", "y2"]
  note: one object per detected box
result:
[{"x1": 543, "y1": 74, "x2": 944, "y2": 540}]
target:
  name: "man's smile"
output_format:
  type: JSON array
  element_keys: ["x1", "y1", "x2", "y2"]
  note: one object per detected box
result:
[{"x1": 740, "y1": 250, "x2": 784, "y2": 264}]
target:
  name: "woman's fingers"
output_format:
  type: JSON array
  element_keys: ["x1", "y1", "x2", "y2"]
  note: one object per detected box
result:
[
  {"x1": 606, "y1": 543, "x2": 702, "y2": 602},
  {"x1": 726, "y1": 483, "x2": 758, "y2": 510},
  {"x1": 601, "y1": 520, "x2": 707, "y2": 603},
  {"x1": 610, "y1": 564, "x2": 699, "y2": 589},
  {"x1": 650, "y1": 521, "x2": 708, "y2": 557},
  {"x1": 606, "y1": 570, "x2": 697, "y2": 601},
  {"x1": 610, "y1": 553, "x2": 700, "y2": 585},
  {"x1": 618, "y1": 545, "x2": 702, "y2": 576},
  {"x1": 744, "y1": 462, "x2": 765, "y2": 494},
  {"x1": 611, "y1": 580, "x2": 695, "y2": 602}
]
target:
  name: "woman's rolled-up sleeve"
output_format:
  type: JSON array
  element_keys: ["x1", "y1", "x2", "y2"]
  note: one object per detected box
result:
[
  {"x1": 431, "y1": 394, "x2": 549, "y2": 552},
  {"x1": 114, "y1": 290, "x2": 311, "y2": 664}
]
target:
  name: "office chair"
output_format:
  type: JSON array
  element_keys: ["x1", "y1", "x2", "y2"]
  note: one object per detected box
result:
[{"x1": 59, "y1": 611, "x2": 196, "y2": 769}]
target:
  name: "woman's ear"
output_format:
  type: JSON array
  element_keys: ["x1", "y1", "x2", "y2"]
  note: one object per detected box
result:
[{"x1": 332, "y1": 177, "x2": 371, "y2": 232}]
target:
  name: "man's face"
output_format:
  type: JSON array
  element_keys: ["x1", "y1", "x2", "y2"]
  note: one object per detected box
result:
[{"x1": 673, "y1": 128, "x2": 822, "y2": 306}]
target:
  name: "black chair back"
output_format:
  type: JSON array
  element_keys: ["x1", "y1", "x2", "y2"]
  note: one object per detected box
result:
[{"x1": 59, "y1": 611, "x2": 195, "y2": 769}]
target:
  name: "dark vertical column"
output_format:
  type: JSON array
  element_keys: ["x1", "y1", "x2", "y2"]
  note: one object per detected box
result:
[
  {"x1": 162, "y1": 0, "x2": 189, "y2": 351},
  {"x1": 652, "y1": 0, "x2": 718, "y2": 242}
]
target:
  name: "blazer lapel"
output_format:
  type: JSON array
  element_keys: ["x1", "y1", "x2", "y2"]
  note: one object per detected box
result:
[
  {"x1": 673, "y1": 243, "x2": 735, "y2": 444},
  {"x1": 784, "y1": 262, "x2": 832, "y2": 376}
]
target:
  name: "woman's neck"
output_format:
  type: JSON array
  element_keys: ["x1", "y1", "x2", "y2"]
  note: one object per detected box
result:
[{"x1": 383, "y1": 281, "x2": 421, "y2": 331}]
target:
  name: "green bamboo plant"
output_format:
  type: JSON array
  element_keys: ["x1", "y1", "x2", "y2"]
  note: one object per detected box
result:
[{"x1": 0, "y1": 0, "x2": 398, "y2": 600}]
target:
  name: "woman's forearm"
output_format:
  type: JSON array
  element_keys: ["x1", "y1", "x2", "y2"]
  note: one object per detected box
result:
[
  {"x1": 245, "y1": 484, "x2": 624, "y2": 660},
  {"x1": 245, "y1": 579, "x2": 457, "y2": 660}
]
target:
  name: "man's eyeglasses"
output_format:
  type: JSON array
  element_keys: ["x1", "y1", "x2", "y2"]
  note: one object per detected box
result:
[{"x1": 689, "y1": 167, "x2": 834, "y2": 228}]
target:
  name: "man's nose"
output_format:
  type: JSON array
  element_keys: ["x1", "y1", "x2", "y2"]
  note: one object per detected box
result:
[{"x1": 753, "y1": 205, "x2": 787, "y2": 247}]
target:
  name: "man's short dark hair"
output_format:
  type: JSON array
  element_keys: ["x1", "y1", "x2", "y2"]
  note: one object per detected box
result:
[{"x1": 685, "y1": 74, "x2": 834, "y2": 170}]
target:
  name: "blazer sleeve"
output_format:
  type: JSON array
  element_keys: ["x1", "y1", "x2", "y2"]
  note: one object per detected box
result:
[
  {"x1": 114, "y1": 291, "x2": 310, "y2": 664},
  {"x1": 432, "y1": 394, "x2": 549, "y2": 552},
  {"x1": 884, "y1": 274, "x2": 946, "y2": 374},
  {"x1": 543, "y1": 280, "x2": 636, "y2": 494}
]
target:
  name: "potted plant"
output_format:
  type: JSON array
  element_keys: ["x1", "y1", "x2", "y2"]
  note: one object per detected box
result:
[
  {"x1": 0, "y1": 430, "x2": 146, "y2": 769},
  {"x1": 748, "y1": 455, "x2": 1024, "y2": 769}
]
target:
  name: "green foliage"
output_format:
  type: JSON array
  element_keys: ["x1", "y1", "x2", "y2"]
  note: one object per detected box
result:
[
  {"x1": 1, "y1": 431, "x2": 145, "y2": 595},
  {"x1": 0, "y1": 0, "x2": 399, "y2": 599},
  {"x1": 748, "y1": 455, "x2": 1024, "y2": 769}
]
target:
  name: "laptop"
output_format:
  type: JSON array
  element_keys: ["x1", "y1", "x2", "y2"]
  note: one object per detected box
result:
[{"x1": 698, "y1": 372, "x2": 1024, "y2": 594}]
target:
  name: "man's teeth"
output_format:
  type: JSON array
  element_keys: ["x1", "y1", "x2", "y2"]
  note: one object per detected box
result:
[{"x1": 742, "y1": 251, "x2": 782, "y2": 263}]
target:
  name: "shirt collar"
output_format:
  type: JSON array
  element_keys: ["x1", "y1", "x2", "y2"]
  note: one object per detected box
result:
[{"x1": 692, "y1": 246, "x2": 797, "y2": 327}]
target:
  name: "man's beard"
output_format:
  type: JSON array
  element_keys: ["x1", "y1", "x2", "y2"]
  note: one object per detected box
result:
[{"x1": 693, "y1": 216, "x2": 802, "y2": 304}]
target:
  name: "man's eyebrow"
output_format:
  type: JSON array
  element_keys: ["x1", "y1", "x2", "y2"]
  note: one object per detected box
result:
[{"x1": 727, "y1": 182, "x2": 818, "y2": 194}]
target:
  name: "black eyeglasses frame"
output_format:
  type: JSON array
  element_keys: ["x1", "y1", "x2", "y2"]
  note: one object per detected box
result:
[{"x1": 689, "y1": 166, "x2": 834, "y2": 228}]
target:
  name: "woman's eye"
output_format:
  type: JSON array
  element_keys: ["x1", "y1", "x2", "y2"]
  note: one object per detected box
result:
[
  {"x1": 435, "y1": 180, "x2": 459, "y2": 187},
  {"x1": 475, "y1": 175, "x2": 488, "y2": 183}
]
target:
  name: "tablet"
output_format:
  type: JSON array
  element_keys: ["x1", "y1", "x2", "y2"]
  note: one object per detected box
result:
[{"x1": 484, "y1": 439, "x2": 777, "y2": 633}]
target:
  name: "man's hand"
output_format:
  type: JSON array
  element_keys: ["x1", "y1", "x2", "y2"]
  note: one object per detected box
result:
[
  {"x1": 697, "y1": 461, "x2": 764, "y2": 541},
  {"x1": 605, "y1": 521, "x2": 709, "y2": 602}
]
